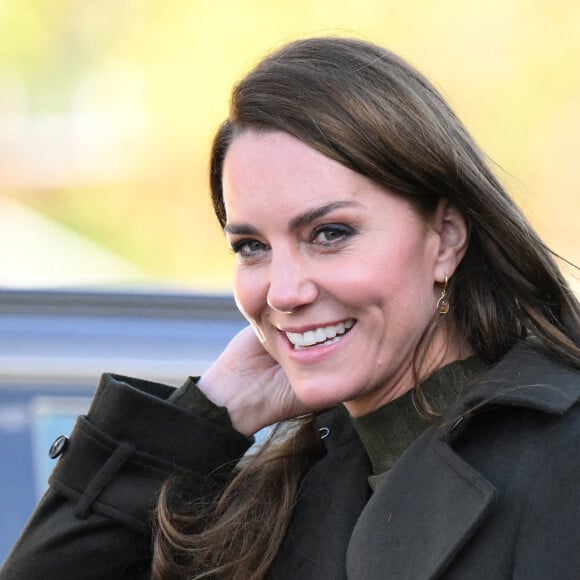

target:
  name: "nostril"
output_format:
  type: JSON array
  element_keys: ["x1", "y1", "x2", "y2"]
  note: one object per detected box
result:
[{"x1": 266, "y1": 278, "x2": 319, "y2": 314}]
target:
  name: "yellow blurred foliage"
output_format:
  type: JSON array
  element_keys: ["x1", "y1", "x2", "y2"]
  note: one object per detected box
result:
[{"x1": 0, "y1": 0, "x2": 578, "y2": 291}]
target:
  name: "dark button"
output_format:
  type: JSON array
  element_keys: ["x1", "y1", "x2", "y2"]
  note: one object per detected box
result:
[
  {"x1": 319, "y1": 427, "x2": 330, "y2": 439},
  {"x1": 49, "y1": 435, "x2": 69, "y2": 459}
]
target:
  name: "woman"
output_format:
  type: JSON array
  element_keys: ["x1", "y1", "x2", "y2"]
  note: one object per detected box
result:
[{"x1": 2, "y1": 37, "x2": 579, "y2": 580}]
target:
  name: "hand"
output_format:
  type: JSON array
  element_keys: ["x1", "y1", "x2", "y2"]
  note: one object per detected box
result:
[{"x1": 197, "y1": 326, "x2": 310, "y2": 436}]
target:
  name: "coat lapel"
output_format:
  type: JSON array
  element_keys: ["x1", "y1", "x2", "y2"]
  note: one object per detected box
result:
[
  {"x1": 346, "y1": 429, "x2": 496, "y2": 580},
  {"x1": 346, "y1": 339, "x2": 580, "y2": 580}
]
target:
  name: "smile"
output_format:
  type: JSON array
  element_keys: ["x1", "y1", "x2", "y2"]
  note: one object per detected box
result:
[{"x1": 285, "y1": 319, "x2": 355, "y2": 349}]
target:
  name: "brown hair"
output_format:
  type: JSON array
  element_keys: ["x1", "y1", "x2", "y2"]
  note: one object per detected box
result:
[{"x1": 153, "y1": 37, "x2": 580, "y2": 579}]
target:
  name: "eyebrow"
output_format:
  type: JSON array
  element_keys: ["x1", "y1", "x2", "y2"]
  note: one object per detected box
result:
[{"x1": 224, "y1": 201, "x2": 362, "y2": 235}]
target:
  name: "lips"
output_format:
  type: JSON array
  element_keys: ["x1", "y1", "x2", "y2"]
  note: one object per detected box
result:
[{"x1": 285, "y1": 319, "x2": 355, "y2": 349}]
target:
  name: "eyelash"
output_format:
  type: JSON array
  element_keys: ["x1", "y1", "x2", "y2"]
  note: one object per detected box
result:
[
  {"x1": 230, "y1": 239, "x2": 268, "y2": 256},
  {"x1": 229, "y1": 223, "x2": 357, "y2": 258},
  {"x1": 311, "y1": 223, "x2": 356, "y2": 246}
]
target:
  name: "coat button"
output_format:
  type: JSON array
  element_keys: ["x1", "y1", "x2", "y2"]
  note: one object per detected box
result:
[{"x1": 49, "y1": 435, "x2": 69, "y2": 459}]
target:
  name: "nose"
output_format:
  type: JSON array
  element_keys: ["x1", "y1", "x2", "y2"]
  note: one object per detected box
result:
[{"x1": 266, "y1": 249, "x2": 319, "y2": 314}]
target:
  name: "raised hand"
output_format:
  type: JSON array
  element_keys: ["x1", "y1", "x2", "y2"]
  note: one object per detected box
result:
[{"x1": 196, "y1": 326, "x2": 310, "y2": 436}]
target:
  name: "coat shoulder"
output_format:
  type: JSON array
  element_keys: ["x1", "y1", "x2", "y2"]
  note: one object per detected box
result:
[{"x1": 446, "y1": 339, "x2": 580, "y2": 434}]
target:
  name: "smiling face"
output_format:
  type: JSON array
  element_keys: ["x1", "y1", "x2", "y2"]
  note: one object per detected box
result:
[{"x1": 222, "y1": 130, "x2": 467, "y2": 416}]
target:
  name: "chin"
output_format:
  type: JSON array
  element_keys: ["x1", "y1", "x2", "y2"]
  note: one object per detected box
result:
[{"x1": 292, "y1": 380, "x2": 356, "y2": 411}]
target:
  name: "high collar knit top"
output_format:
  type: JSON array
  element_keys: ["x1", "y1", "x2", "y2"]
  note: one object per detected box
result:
[{"x1": 351, "y1": 356, "x2": 487, "y2": 491}]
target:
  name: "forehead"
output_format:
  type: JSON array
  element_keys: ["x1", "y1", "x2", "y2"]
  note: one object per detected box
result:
[
  {"x1": 222, "y1": 131, "x2": 372, "y2": 217},
  {"x1": 224, "y1": 130, "x2": 339, "y2": 185}
]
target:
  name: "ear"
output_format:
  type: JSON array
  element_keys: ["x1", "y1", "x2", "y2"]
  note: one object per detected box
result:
[{"x1": 431, "y1": 199, "x2": 469, "y2": 283}]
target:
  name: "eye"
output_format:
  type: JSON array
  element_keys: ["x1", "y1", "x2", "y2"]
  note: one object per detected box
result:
[
  {"x1": 311, "y1": 224, "x2": 356, "y2": 245},
  {"x1": 230, "y1": 238, "x2": 269, "y2": 258}
]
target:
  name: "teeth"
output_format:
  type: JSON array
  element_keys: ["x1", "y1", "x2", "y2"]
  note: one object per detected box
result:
[
  {"x1": 285, "y1": 319, "x2": 355, "y2": 349},
  {"x1": 314, "y1": 328, "x2": 326, "y2": 343},
  {"x1": 303, "y1": 330, "x2": 316, "y2": 346}
]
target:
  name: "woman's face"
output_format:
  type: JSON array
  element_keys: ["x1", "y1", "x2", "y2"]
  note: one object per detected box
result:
[{"x1": 222, "y1": 130, "x2": 460, "y2": 416}]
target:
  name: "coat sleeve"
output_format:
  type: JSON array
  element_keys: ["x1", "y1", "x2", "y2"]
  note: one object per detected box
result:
[
  {"x1": 512, "y1": 410, "x2": 580, "y2": 580},
  {"x1": 0, "y1": 374, "x2": 252, "y2": 580}
]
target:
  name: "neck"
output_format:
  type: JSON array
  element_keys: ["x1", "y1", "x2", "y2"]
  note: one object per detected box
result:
[{"x1": 345, "y1": 321, "x2": 471, "y2": 417}]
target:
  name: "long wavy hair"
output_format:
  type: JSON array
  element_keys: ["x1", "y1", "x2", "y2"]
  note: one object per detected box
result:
[{"x1": 153, "y1": 37, "x2": 580, "y2": 579}]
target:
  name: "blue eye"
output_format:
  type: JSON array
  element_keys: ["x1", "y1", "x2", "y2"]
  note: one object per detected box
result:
[
  {"x1": 230, "y1": 239, "x2": 268, "y2": 256},
  {"x1": 312, "y1": 224, "x2": 356, "y2": 245}
]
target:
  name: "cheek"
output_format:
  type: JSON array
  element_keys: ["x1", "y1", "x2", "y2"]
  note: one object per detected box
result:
[
  {"x1": 346, "y1": 244, "x2": 435, "y2": 314},
  {"x1": 233, "y1": 268, "x2": 266, "y2": 323}
]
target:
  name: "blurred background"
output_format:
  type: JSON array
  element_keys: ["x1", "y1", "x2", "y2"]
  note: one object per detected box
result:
[
  {"x1": 0, "y1": 0, "x2": 578, "y2": 292},
  {"x1": 0, "y1": 0, "x2": 579, "y2": 561}
]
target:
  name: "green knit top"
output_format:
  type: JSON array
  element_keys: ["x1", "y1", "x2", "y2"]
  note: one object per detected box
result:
[{"x1": 351, "y1": 356, "x2": 486, "y2": 491}]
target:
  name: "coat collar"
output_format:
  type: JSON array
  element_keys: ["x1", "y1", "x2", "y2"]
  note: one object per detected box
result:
[
  {"x1": 346, "y1": 340, "x2": 580, "y2": 580},
  {"x1": 442, "y1": 339, "x2": 580, "y2": 439}
]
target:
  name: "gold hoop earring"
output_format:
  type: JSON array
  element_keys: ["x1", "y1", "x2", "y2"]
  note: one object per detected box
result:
[{"x1": 437, "y1": 275, "x2": 450, "y2": 315}]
